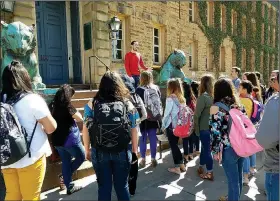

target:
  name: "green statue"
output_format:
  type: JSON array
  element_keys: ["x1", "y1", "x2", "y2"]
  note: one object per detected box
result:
[
  {"x1": 1, "y1": 21, "x2": 45, "y2": 89},
  {"x1": 156, "y1": 49, "x2": 192, "y2": 88}
]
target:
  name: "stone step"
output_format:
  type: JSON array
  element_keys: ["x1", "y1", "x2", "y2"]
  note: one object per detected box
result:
[
  {"x1": 71, "y1": 98, "x2": 91, "y2": 109},
  {"x1": 72, "y1": 90, "x2": 98, "y2": 99}
]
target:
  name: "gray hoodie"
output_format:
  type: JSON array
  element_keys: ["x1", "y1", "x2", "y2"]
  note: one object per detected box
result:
[{"x1": 256, "y1": 92, "x2": 279, "y2": 173}]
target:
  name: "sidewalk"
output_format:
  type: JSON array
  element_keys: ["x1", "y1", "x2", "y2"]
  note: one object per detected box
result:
[{"x1": 41, "y1": 147, "x2": 266, "y2": 200}]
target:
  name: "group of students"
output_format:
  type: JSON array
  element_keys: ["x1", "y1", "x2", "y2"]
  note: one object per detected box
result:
[{"x1": 0, "y1": 60, "x2": 279, "y2": 201}]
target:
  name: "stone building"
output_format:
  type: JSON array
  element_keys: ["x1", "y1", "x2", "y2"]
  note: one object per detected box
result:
[{"x1": 0, "y1": 1, "x2": 279, "y2": 87}]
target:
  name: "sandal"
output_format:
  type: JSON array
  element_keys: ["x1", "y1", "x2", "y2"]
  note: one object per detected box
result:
[
  {"x1": 180, "y1": 164, "x2": 186, "y2": 172},
  {"x1": 183, "y1": 157, "x2": 189, "y2": 165},
  {"x1": 219, "y1": 195, "x2": 228, "y2": 201},
  {"x1": 139, "y1": 159, "x2": 146, "y2": 169},
  {"x1": 199, "y1": 172, "x2": 214, "y2": 181},
  {"x1": 168, "y1": 167, "x2": 181, "y2": 175},
  {"x1": 189, "y1": 155, "x2": 194, "y2": 160},
  {"x1": 197, "y1": 166, "x2": 204, "y2": 175}
]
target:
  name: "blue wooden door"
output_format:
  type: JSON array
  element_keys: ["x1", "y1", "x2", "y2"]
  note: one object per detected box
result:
[{"x1": 35, "y1": 1, "x2": 68, "y2": 85}]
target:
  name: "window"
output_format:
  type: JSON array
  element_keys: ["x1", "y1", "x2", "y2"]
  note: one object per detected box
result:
[
  {"x1": 251, "y1": 49, "x2": 255, "y2": 71},
  {"x1": 188, "y1": 45, "x2": 192, "y2": 68},
  {"x1": 207, "y1": 2, "x2": 214, "y2": 27},
  {"x1": 260, "y1": 51, "x2": 264, "y2": 70},
  {"x1": 84, "y1": 22, "x2": 92, "y2": 50},
  {"x1": 206, "y1": 44, "x2": 213, "y2": 71},
  {"x1": 232, "y1": 48, "x2": 236, "y2": 67},
  {"x1": 232, "y1": 11, "x2": 237, "y2": 35},
  {"x1": 221, "y1": 5, "x2": 226, "y2": 32},
  {"x1": 252, "y1": 18, "x2": 256, "y2": 39},
  {"x1": 189, "y1": 2, "x2": 193, "y2": 22},
  {"x1": 242, "y1": 48, "x2": 246, "y2": 71},
  {"x1": 242, "y1": 17, "x2": 246, "y2": 39},
  {"x1": 112, "y1": 20, "x2": 123, "y2": 60},
  {"x1": 153, "y1": 28, "x2": 160, "y2": 64},
  {"x1": 220, "y1": 46, "x2": 225, "y2": 72},
  {"x1": 261, "y1": 23, "x2": 264, "y2": 44}
]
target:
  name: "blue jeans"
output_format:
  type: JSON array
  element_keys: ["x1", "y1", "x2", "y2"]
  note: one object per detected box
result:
[
  {"x1": 243, "y1": 154, "x2": 256, "y2": 174},
  {"x1": 222, "y1": 146, "x2": 245, "y2": 201},
  {"x1": 199, "y1": 130, "x2": 213, "y2": 172},
  {"x1": 55, "y1": 142, "x2": 85, "y2": 189},
  {"x1": 183, "y1": 135, "x2": 193, "y2": 155},
  {"x1": 132, "y1": 75, "x2": 140, "y2": 89},
  {"x1": 0, "y1": 172, "x2": 5, "y2": 201},
  {"x1": 91, "y1": 148, "x2": 132, "y2": 201},
  {"x1": 265, "y1": 172, "x2": 279, "y2": 201}
]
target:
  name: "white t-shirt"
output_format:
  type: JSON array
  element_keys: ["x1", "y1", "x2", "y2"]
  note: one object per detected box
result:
[{"x1": 2, "y1": 94, "x2": 52, "y2": 169}]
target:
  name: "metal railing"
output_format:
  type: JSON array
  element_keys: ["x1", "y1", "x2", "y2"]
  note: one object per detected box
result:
[{"x1": 88, "y1": 55, "x2": 111, "y2": 91}]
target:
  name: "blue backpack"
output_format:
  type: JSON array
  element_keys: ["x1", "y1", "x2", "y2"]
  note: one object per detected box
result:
[
  {"x1": 249, "y1": 97, "x2": 264, "y2": 124},
  {"x1": 0, "y1": 93, "x2": 37, "y2": 166}
]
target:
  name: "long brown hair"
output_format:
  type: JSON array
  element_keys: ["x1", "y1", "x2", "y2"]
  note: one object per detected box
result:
[
  {"x1": 214, "y1": 78, "x2": 240, "y2": 106},
  {"x1": 199, "y1": 75, "x2": 214, "y2": 97},
  {"x1": 140, "y1": 71, "x2": 153, "y2": 86},
  {"x1": 167, "y1": 78, "x2": 186, "y2": 104},
  {"x1": 95, "y1": 71, "x2": 130, "y2": 102},
  {"x1": 1, "y1": 60, "x2": 33, "y2": 100},
  {"x1": 246, "y1": 72, "x2": 262, "y2": 102}
]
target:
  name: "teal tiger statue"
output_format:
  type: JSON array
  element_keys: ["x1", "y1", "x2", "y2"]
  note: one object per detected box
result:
[
  {"x1": 1, "y1": 21, "x2": 45, "y2": 89},
  {"x1": 155, "y1": 49, "x2": 192, "y2": 88}
]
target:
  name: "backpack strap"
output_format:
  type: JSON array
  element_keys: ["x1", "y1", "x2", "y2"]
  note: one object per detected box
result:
[
  {"x1": 214, "y1": 102, "x2": 230, "y2": 112},
  {"x1": 27, "y1": 121, "x2": 38, "y2": 157}
]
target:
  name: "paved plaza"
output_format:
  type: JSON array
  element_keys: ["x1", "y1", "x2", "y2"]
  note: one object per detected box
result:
[{"x1": 42, "y1": 147, "x2": 266, "y2": 201}]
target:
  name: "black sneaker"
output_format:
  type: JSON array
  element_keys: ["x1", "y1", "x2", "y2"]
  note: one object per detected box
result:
[{"x1": 67, "y1": 185, "x2": 83, "y2": 195}]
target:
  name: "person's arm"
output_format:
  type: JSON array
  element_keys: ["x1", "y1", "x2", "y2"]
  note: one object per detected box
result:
[
  {"x1": 38, "y1": 115, "x2": 57, "y2": 134},
  {"x1": 139, "y1": 55, "x2": 148, "y2": 70},
  {"x1": 124, "y1": 53, "x2": 132, "y2": 77},
  {"x1": 194, "y1": 95, "x2": 205, "y2": 135},
  {"x1": 138, "y1": 96, "x2": 147, "y2": 121},
  {"x1": 31, "y1": 95, "x2": 57, "y2": 134},
  {"x1": 131, "y1": 127, "x2": 138, "y2": 153},
  {"x1": 127, "y1": 101, "x2": 140, "y2": 153},
  {"x1": 256, "y1": 97, "x2": 279, "y2": 149},
  {"x1": 83, "y1": 101, "x2": 94, "y2": 160},
  {"x1": 161, "y1": 98, "x2": 174, "y2": 130},
  {"x1": 73, "y1": 111, "x2": 83, "y2": 122}
]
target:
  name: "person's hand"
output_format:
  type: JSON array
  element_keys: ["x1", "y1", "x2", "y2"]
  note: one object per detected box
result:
[{"x1": 85, "y1": 149, "x2": 91, "y2": 161}]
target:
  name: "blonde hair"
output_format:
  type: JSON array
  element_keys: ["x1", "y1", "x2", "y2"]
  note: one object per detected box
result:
[
  {"x1": 199, "y1": 75, "x2": 214, "y2": 97},
  {"x1": 167, "y1": 78, "x2": 186, "y2": 104},
  {"x1": 140, "y1": 71, "x2": 153, "y2": 86}
]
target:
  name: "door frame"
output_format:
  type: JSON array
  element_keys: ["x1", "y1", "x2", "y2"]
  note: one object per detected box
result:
[{"x1": 35, "y1": 1, "x2": 69, "y2": 85}]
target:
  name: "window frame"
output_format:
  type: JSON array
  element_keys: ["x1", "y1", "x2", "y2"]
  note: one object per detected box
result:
[
  {"x1": 112, "y1": 19, "x2": 124, "y2": 61},
  {"x1": 189, "y1": 2, "x2": 193, "y2": 22},
  {"x1": 153, "y1": 27, "x2": 160, "y2": 64}
]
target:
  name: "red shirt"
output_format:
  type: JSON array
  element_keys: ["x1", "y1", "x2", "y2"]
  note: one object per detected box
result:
[{"x1": 124, "y1": 52, "x2": 148, "y2": 76}]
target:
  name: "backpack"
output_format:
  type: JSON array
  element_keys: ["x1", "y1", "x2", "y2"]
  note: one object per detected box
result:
[
  {"x1": 172, "y1": 97, "x2": 194, "y2": 138},
  {"x1": 143, "y1": 86, "x2": 162, "y2": 121},
  {"x1": 130, "y1": 93, "x2": 145, "y2": 121},
  {"x1": 249, "y1": 97, "x2": 264, "y2": 124},
  {"x1": 87, "y1": 100, "x2": 131, "y2": 152},
  {"x1": 0, "y1": 93, "x2": 38, "y2": 166},
  {"x1": 215, "y1": 102, "x2": 263, "y2": 158}
]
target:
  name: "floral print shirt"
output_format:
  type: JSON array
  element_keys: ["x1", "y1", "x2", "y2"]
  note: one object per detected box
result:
[{"x1": 209, "y1": 97, "x2": 245, "y2": 155}]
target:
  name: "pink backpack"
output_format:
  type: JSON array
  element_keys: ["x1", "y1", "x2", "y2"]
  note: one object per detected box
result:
[
  {"x1": 215, "y1": 102, "x2": 263, "y2": 158},
  {"x1": 171, "y1": 97, "x2": 194, "y2": 138}
]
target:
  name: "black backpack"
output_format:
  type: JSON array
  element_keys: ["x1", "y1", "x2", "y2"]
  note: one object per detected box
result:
[
  {"x1": 0, "y1": 93, "x2": 37, "y2": 166},
  {"x1": 130, "y1": 93, "x2": 144, "y2": 120},
  {"x1": 87, "y1": 100, "x2": 131, "y2": 153}
]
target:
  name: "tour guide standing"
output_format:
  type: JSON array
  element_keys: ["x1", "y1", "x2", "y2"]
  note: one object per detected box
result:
[{"x1": 125, "y1": 41, "x2": 149, "y2": 88}]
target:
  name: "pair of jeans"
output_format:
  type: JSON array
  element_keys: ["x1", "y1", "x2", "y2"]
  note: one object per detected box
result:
[
  {"x1": 0, "y1": 171, "x2": 5, "y2": 201},
  {"x1": 222, "y1": 146, "x2": 245, "y2": 201},
  {"x1": 91, "y1": 148, "x2": 132, "y2": 201},
  {"x1": 55, "y1": 142, "x2": 85, "y2": 189},
  {"x1": 193, "y1": 133, "x2": 200, "y2": 152},
  {"x1": 132, "y1": 75, "x2": 140, "y2": 89},
  {"x1": 199, "y1": 130, "x2": 213, "y2": 172},
  {"x1": 243, "y1": 154, "x2": 256, "y2": 174},
  {"x1": 183, "y1": 135, "x2": 193, "y2": 155},
  {"x1": 166, "y1": 126, "x2": 189, "y2": 166},
  {"x1": 265, "y1": 172, "x2": 279, "y2": 201},
  {"x1": 140, "y1": 128, "x2": 157, "y2": 159}
]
